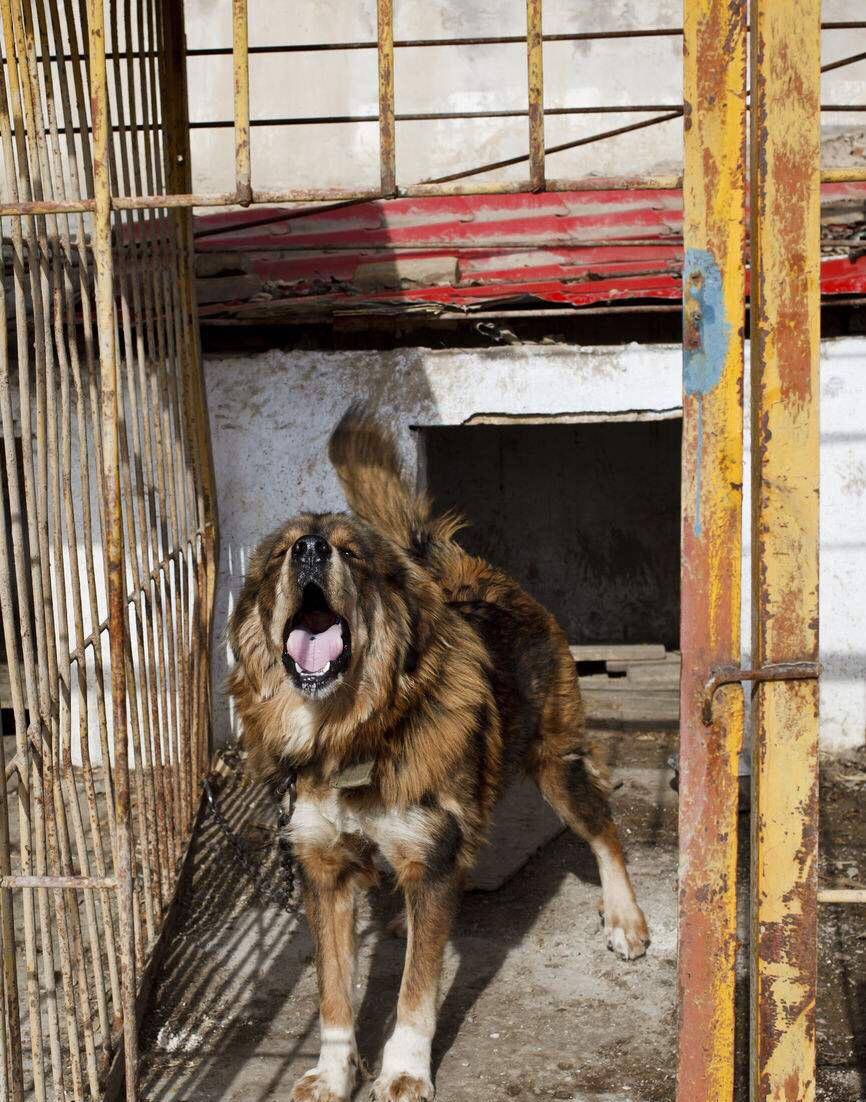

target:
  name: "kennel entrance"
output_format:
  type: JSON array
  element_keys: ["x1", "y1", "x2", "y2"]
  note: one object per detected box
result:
[{"x1": 419, "y1": 418, "x2": 681, "y2": 722}]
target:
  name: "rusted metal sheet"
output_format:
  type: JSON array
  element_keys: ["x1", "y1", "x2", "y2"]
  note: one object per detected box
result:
[
  {"x1": 749, "y1": 2, "x2": 822, "y2": 1100},
  {"x1": 190, "y1": 186, "x2": 866, "y2": 321},
  {"x1": 676, "y1": 4, "x2": 747, "y2": 1102}
]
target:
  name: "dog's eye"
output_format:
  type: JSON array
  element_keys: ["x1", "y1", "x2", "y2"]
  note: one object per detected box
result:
[{"x1": 339, "y1": 546, "x2": 360, "y2": 561}]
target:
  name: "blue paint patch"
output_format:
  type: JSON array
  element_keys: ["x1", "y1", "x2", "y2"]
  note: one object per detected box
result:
[
  {"x1": 683, "y1": 247, "x2": 730, "y2": 397},
  {"x1": 682, "y1": 248, "x2": 731, "y2": 537}
]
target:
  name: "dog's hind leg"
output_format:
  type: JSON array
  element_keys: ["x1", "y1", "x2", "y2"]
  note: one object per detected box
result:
[{"x1": 535, "y1": 751, "x2": 650, "y2": 961}]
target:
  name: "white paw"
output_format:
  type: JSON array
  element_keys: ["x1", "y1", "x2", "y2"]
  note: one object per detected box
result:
[
  {"x1": 602, "y1": 902, "x2": 650, "y2": 960},
  {"x1": 373, "y1": 1024, "x2": 434, "y2": 1101},
  {"x1": 291, "y1": 1067, "x2": 354, "y2": 1102},
  {"x1": 291, "y1": 1027, "x2": 358, "y2": 1101},
  {"x1": 370, "y1": 1071, "x2": 434, "y2": 1102}
]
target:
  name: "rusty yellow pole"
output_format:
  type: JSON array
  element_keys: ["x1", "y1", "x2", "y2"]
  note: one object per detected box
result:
[
  {"x1": 88, "y1": 0, "x2": 139, "y2": 1097},
  {"x1": 526, "y1": 0, "x2": 545, "y2": 191},
  {"x1": 749, "y1": 2, "x2": 821, "y2": 1101},
  {"x1": 676, "y1": 3, "x2": 747, "y2": 1101},
  {"x1": 376, "y1": 0, "x2": 396, "y2": 196},
  {"x1": 232, "y1": 0, "x2": 252, "y2": 205}
]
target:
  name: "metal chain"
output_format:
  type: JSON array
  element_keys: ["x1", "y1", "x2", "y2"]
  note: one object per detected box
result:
[{"x1": 202, "y1": 769, "x2": 299, "y2": 915}]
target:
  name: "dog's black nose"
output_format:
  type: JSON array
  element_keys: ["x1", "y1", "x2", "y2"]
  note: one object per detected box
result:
[{"x1": 292, "y1": 535, "x2": 331, "y2": 564}]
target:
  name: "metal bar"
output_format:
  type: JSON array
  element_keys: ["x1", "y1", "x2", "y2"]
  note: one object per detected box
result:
[
  {"x1": 232, "y1": 0, "x2": 252, "y2": 205},
  {"x1": 702, "y1": 662, "x2": 822, "y2": 725},
  {"x1": 179, "y1": 23, "x2": 863, "y2": 54},
  {"x1": 676, "y1": 5, "x2": 747, "y2": 1102},
  {"x1": 1, "y1": 876, "x2": 117, "y2": 890},
  {"x1": 821, "y1": 50, "x2": 866, "y2": 75},
  {"x1": 186, "y1": 29, "x2": 688, "y2": 54},
  {"x1": 821, "y1": 167, "x2": 866, "y2": 183},
  {"x1": 88, "y1": 0, "x2": 140, "y2": 1097},
  {"x1": 0, "y1": 164, "x2": 864, "y2": 214},
  {"x1": 376, "y1": 0, "x2": 396, "y2": 195},
  {"x1": 818, "y1": 890, "x2": 866, "y2": 904},
  {"x1": 160, "y1": 0, "x2": 219, "y2": 810},
  {"x1": 749, "y1": 1, "x2": 821, "y2": 1099},
  {"x1": 526, "y1": 0, "x2": 545, "y2": 190},
  {"x1": 419, "y1": 110, "x2": 684, "y2": 186}
]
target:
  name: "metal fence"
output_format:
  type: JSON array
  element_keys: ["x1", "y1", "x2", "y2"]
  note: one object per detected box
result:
[
  {"x1": 0, "y1": 1, "x2": 215, "y2": 1100},
  {"x1": 0, "y1": 1, "x2": 860, "y2": 1100}
]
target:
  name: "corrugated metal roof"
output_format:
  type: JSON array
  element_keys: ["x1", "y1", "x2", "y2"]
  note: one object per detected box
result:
[{"x1": 193, "y1": 185, "x2": 866, "y2": 321}]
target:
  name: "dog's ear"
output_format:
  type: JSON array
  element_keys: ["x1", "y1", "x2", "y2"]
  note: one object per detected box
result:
[{"x1": 401, "y1": 573, "x2": 436, "y2": 676}]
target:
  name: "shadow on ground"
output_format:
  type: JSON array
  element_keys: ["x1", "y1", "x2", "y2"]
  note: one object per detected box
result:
[{"x1": 138, "y1": 729, "x2": 866, "y2": 1102}]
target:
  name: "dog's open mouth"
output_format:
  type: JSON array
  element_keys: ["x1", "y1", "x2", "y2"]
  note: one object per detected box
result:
[{"x1": 283, "y1": 582, "x2": 351, "y2": 693}]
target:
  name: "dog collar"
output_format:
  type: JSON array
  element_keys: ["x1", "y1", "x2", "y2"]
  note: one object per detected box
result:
[{"x1": 331, "y1": 758, "x2": 376, "y2": 790}]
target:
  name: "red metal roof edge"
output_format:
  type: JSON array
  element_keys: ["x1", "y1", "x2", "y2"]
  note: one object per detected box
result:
[{"x1": 192, "y1": 186, "x2": 866, "y2": 314}]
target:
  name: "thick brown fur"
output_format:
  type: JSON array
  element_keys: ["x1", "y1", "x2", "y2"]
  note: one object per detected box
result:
[{"x1": 228, "y1": 405, "x2": 648, "y2": 1102}]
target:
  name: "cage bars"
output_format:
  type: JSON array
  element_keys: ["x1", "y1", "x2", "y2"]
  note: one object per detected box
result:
[
  {"x1": 749, "y1": 2, "x2": 822, "y2": 1100},
  {"x1": 675, "y1": 3, "x2": 747, "y2": 1101},
  {"x1": 0, "y1": 1, "x2": 215, "y2": 1099}
]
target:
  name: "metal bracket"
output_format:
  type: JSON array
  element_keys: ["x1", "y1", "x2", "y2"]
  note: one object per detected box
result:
[{"x1": 702, "y1": 661, "x2": 822, "y2": 725}]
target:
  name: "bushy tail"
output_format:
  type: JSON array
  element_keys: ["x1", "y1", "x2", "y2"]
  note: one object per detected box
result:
[{"x1": 328, "y1": 403, "x2": 463, "y2": 558}]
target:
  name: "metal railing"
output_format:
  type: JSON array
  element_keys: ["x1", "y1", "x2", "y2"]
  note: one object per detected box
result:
[{"x1": 0, "y1": 2, "x2": 216, "y2": 1100}]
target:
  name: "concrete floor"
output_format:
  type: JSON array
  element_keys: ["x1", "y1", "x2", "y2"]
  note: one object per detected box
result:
[{"x1": 138, "y1": 728, "x2": 866, "y2": 1102}]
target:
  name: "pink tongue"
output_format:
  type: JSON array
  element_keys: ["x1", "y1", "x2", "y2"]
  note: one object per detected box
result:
[{"x1": 286, "y1": 621, "x2": 344, "y2": 673}]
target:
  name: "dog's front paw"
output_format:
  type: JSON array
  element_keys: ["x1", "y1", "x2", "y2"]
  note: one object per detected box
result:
[
  {"x1": 603, "y1": 901, "x2": 650, "y2": 960},
  {"x1": 370, "y1": 1072, "x2": 434, "y2": 1102},
  {"x1": 291, "y1": 1065, "x2": 356, "y2": 1102}
]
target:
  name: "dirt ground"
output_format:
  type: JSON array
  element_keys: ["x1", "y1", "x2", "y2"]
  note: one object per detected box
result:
[{"x1": 138, "y1": 727, "x2": 866, "y2": 1102}]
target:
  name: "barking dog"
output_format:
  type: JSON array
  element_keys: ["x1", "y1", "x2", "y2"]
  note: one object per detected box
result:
[{"x1": 228, "y1": 406, "x2": 649, "y2": 1102}]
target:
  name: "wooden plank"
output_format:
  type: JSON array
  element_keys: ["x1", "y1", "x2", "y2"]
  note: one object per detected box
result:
[
  {"x1": 606, "y1": 650, "x2": 680, "y2": 673},
  {"x1": 570, "y1": 643, "x2": 666, "y2": 663},
  {"x1": 581, "y1": 689, "x2": 679, "y2": 724}
]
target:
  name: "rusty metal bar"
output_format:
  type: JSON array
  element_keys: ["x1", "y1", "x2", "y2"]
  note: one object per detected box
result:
[
  {"x1": 676, "y1": 4, "x2": 747, "y2": 1102},
  {"x1": 749, "y1": 1, "x2": 821, "y2": 1099},
  {"x1": 179, "y1": 22, "x2": 866, "y2": 54},
  {"x1": 88, "y1": 0, "x2": 140, "y2": 1097},
  {"x1": 702, "y1": 662, "x2": 822, "y2": 725},
  {"x1": 376, "y1": 0, "x2": 396, "y2": 195},
  {"x1": 818, "y1": 890, "x2": 866, "y2": 904},
  {"x1": 232, "y1": 0, "x2": 252, "y2": 205},
  {"x1": 526, "y1": 0, "x2": 545, "y2": 190},
  {"x1": 0, "y1": 164, "x2": 860, "y2": 215},
  {"x1": 419, "y1": 109, "x2": 684, "y2": 186},
  {"x1": 1, "y1": 876, "x2": 118, "y2": 890}
]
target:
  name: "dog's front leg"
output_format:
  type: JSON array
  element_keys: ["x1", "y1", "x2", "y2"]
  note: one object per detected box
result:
[
  {"x1": 291, "y1": 846, "x2": 361, "y2": 1102},
  {"x1": 372, "y1": 868, "x2": 460, "y2": 1102}
]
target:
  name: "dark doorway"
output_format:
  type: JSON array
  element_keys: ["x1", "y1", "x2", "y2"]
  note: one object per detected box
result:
[{"x1": 419, "y1": 419, "x2": 681, "y2": 649}]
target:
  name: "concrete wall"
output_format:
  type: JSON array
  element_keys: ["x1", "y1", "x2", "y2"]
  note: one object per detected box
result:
[
  {"x1": 183, "y1": 0, "x2": 866, "y2": 196},
  {"x1": 205, "y1": 337, "x2": 866, "y2": 751}
]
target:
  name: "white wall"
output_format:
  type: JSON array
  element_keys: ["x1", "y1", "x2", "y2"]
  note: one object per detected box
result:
[
  {"x1": 183, "y1": 0, "x2": 866, "y2": 196},
  {"x1": 205, "y1": 337, "x2": 866, "y2": 751}
]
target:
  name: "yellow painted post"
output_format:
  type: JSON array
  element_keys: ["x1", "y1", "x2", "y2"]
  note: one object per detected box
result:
[
  {"x1": 376, "y1": 0, "x2": 396, "y2": 196},
  {"x1": 526, "y1": 0, "x2": 545, "y2": 191},
  {"x1": 749, "y1": 2, "x2": 821, "y2": 1100},
  {"x1": 232, "y1": 0, "x2": 252, "y2": 205},
  {"x1": 676, "y1": 2, "x2": 747, "y2": 1100}
]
